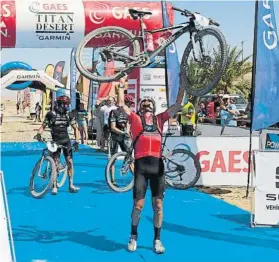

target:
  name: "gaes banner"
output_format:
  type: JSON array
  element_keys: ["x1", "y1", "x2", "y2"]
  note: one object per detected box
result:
[{"x1": 252, "y1": 0, "x2": 279, "y2": 130}]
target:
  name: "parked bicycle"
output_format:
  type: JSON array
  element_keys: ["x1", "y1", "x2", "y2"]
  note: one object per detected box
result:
[
  {"x1": 105, "y1": 132, "x2": 201, "y2": 193},
  {"x1": 29, "y1": 138, "x2": 77, "y2": 199},
  {"x1": 75, "y1": 6, "x2": 228, "y2": 97}
]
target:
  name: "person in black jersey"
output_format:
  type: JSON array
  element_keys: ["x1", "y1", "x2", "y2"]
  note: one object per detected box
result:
[{"x1": 34, "y1": 95, "x2": 80, "y2": 195}]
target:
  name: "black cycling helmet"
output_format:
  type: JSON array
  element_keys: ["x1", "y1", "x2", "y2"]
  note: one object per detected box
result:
[{"x1": 55, "y1": 95, "x2": 70, "y2": 114}]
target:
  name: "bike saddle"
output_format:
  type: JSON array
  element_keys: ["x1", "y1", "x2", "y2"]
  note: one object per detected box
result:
[{"x1": 129, "y1": 9, "x2": 152, "y2": 20}]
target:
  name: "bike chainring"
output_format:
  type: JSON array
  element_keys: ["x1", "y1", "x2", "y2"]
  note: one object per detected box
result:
[{"x1": 137, "y1": 54, "x2": 151, "y2": 67}]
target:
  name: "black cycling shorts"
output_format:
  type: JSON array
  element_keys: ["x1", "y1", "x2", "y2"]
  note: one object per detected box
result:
[
  {"x1": 52, "y1": 140, "x2": 72, "y2": 159},
  {"x1": 133, "y1": 156, "x2": 165, "y2": 201},
  {"x1": 110, "y1": 134, "x2": 131, "y2": 155}
]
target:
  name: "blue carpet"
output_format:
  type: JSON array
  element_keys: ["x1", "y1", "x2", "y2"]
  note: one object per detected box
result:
[{"x1": 1, "y1": 142, "x2": 279, "y2": 262}]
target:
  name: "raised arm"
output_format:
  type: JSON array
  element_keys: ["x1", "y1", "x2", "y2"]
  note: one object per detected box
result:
[
  {"x1": 166, "y1": 73, "x2": 185, "y2": 118},
  {"x1": 118, "y1": 75, "x2": 132, "y2": 115}
]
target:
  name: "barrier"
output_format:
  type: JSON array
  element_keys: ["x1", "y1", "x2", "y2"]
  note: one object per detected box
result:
[
  {"x1": 0, "y1": 171, "x2": 16, "y2": 262},
  {"x1": 164, "y1": 136, "x2": 259, "y2": 186},
  {"x1": 251, "y1": 151, "x2": 279, "y2": 227}
]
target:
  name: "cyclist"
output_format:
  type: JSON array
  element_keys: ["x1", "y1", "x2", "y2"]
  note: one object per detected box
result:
[
  {"x1": 109, "y1": 94, "x2": 134, "y2": 184},
  {"x1": 117, "y1": 76, "x2": 185, "y2": 254},
  {"x1": 34, "y1": 95, "x2": 80, "y2": 195}
]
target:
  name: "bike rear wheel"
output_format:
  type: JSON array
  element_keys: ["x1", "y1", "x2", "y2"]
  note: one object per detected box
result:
[
  {"x1": 165, "y1": 149, "x2": 201, "y2": 189},
  {"x1": 29, "y1": 156, "x2": 56, "y2": 198},
  {"x1": 105, "y1": 151, "x2": 134, "y2": 193},
  {"x1": 181, "y1": 27, "x2": 228, "y2": 97},
  {"x1": 75, "y1": 26, "x2": 141, "y2": 82}
]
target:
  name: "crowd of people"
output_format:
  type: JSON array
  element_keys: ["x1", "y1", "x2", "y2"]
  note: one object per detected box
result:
[{"x1": 196, "y1": 94, "x2": 251, "y2": 128}]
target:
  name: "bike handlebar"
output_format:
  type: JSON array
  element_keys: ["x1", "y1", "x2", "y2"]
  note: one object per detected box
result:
[{"x1": 172, "y1": 6, "x2": 220, "y2": 26}]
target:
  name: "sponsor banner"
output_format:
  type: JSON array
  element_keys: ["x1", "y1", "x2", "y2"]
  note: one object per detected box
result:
[
  {"x1": 163, "y1": 123, "x2": 181, "y2": 136},
  {"x1": 0, "y1": 70, "x2": 62, "y2": 90},
  {"x1": 15, "y1": 0, "x2": 85, "y2": 48},
  {"x1": 253, "y1": 151, "x2": 279, "y2": 226},
  {"x1": 0, "y1": 1, "x2": 16, "y2": 47},
  {"x1": 140, "y1": 68, "x2": 165, "y2": 86},
  {"x1": 83, "y1": 1, "x2": 173, "y2": 47},
  {"x1": 164, "y1": 136, "x2": 259, "y2": 186}
]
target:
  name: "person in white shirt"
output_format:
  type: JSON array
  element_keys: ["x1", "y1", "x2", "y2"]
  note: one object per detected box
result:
[{"x1": 100, "y1": 97, "x2": 117, "y2": 151}]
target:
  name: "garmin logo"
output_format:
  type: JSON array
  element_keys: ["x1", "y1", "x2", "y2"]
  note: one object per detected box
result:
[{"x1": 17, "y1": 72, "x2": 40, "y2": 80}]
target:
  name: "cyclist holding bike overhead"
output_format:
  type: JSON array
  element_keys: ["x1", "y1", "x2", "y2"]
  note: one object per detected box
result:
[
  {"x1": 118, "y1": 75, "x2": 185, "y2": 254},
  {"x1": 34, "y1": 95, "x2": 80, "y2": 195}
]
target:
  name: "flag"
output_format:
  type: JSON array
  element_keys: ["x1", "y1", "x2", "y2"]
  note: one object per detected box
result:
[
  {"x1": 161, "y1": 1, "x2": 180, "y2": 106},
  {"x1": 68, "y1": 48, "x2": 80, "y2": 110},
  {"x1": 252, "y1": 0, "x2": 279, "y2": 130},
  {"x1": 52, "y1": 61, "x2": 65, "y2": 110}
]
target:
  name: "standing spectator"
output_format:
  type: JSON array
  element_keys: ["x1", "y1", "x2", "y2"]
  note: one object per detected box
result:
[
  {"x1": 0, "y1": 103, "x2": 5, "y2": 126},
  {"x1": 206, "y1": 96, "x2": 218, "y2": 124},
  {"x1": 34, "y1": 102, "x2": 42, "y2": 122},
  {"x1": 16, "y1": 101, "x2": 20, "y2": 114},
  {"x1": 22, "y1": 101, "x2": 26, "y2": 113},
  {"x1": 197, "y1": 102, "x2": 208, "y2": 123},
  {"x1": 180, "y1": 99, "x2": 195, "y2": 136},
  {"x1": 77, "y1": 103, "x2": 89, "y2": 144},
  {"x1": 94, "y1": 104, "x2": 104, "y2": 149},
  {"x1": 100, "y1": 97, "x2": 117, "y2": 151},
  {"x1": 220, "y1": 95, "x2": 237, "y2": 127}
]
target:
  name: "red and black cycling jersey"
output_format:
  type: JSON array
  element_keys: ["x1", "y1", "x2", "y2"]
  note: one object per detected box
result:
[{"x1": 129, "y1": 111, "x2": 169, "y2": 160}]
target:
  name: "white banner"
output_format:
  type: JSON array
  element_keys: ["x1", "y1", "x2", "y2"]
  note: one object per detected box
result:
[
  {"x1": 140, "y1": 68, "x2": 165, "y2": 85},
  {"x1": 0, "y1": 172, "x2": 15, "y2": 262},
  {"x1": 253, "y1": 151, "x2": 279, "y2": 226},
  {"x1": 16, "y1": 0, "x2": 85, "y2": 48},
  {"x1": 164, "y1": 136, "x2": 259, "y2": 186}
]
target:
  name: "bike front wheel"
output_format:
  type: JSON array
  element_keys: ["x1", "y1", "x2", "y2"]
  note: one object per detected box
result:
[
  {"x1": 105, "y1": 151, "x2": 134, "y2": 193},
  {"x1": 56, "y1": 153, "x2": 68, "y2": 188},
  {"x1": 181, "y1": 27, "x2": 228, "y2": 97},
  {"x1": 29, "y1": 156, "x2": 56, "y2": 198},
  {"x1": 75, "y1": 26, "x2": 141, "y2": 82},
  {"x1": 165, "y1": 149, "x2": 201, "y2": 189}
]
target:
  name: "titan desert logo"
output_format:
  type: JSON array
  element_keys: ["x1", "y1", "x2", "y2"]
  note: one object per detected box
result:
[{"x1": 29, "y1": 1, "x2": 75, "y2": 41}]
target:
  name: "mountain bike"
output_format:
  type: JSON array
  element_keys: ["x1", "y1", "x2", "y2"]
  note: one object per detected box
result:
[
  {"x1": 29, "y1": 139, "x2": 77, "y2": 199},
  {"x1": 105, "y1": 132, "x2": 201, "y2": 193},
  {"x1": 75, "y1": 7, "x2": 228, "y2": 97}
]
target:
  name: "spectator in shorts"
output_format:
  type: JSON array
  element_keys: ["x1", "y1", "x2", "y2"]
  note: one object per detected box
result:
[{"x1": 77, "y1": 103, "x2": 89, "y2": 144}]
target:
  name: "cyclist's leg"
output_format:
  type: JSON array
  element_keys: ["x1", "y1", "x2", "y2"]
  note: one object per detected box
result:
[
  {"x1": 63, "y1": 140, "x2": 79, "y2": 193},
  {"x1": 83, "y1": 123, "x2": 88, "y2": 144},
  {"x1": 128, "y1": 159, "x2": 148, "y2": 251},
  {"x1": 149, "y1": 158, "x2": 165, "y2": 253},
  {"x1": 51, "y1": 149, "x2": 61, "y2": 195}
]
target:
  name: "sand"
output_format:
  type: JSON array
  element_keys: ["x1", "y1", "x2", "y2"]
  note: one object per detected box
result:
[{"x1": 0, "y1": 99, "x2": 251, "y2": 212}]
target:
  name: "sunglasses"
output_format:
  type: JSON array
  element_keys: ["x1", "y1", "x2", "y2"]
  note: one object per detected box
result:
[{"x1": 141, "y1": 99, "x2": 153, "y2": 103}]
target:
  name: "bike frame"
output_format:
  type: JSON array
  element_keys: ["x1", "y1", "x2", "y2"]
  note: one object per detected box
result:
[{"x1": 107, "y1": 18, "x2": 199, "y2": 64}]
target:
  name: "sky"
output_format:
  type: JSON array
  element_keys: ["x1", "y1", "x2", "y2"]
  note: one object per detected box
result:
[{"x1": 1, "y1": 0, "x2": 279, "y2": 98}]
